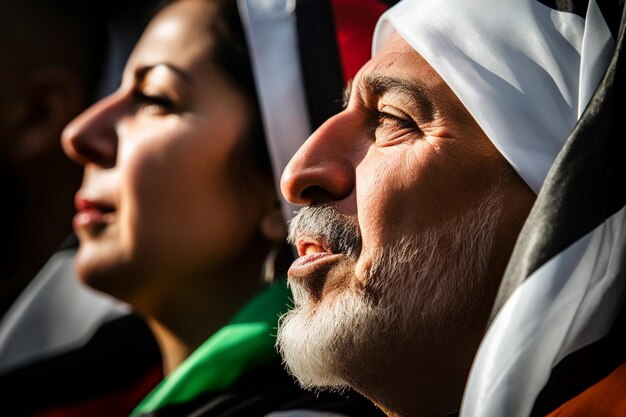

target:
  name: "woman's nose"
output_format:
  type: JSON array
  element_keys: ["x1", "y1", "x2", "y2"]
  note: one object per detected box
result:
[
  {"x1": 61, "y1": 92, "x2": 121, "y2": 168},
  {"x1": 281, "y1": 111, "x2": 358, "y2": 206}
]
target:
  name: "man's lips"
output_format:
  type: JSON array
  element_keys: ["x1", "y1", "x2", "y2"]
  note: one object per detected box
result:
[
  {"x1": 296, "y1": 237, "x2": 333, "y2": 257},
  {"x1": 289, "y1": 235, "x2": 354, "y2": 303},
  {"x1": 290, "y1": 237, "x2": 343, "y2": 274},
  {"x1": 73, "y1": 195, "x2": 116, "y2": 231}
]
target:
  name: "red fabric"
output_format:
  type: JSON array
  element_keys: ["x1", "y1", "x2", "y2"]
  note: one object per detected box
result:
[
  {"x1": 544, "y1": 362, "x2": 626, "y2": 417},
  {"x1": 329, "y1": 0, "x2": 389, "y2": 82},
  {"x1": 28, "y1": 365, "x2": 162, "y2": 417}
]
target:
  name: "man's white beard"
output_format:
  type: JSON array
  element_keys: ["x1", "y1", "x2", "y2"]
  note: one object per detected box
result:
[{"x1": 276, "y1": 187, "x2": 504, "y2": 390}]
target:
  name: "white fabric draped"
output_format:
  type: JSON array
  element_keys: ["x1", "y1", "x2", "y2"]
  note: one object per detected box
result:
[{"x1": 237, "y1": 0, "x2": 311, "y2": 222}]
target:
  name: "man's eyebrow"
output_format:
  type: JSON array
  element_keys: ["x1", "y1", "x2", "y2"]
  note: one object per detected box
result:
[
  {"x1": 135, "y1": 63, "x2": 193, "y2": 84},
  {"x1": 360, "y1": 73, "x2": 436, "y2": 122}
]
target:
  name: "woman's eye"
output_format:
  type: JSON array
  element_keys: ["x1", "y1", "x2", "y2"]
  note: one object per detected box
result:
[
  {"x1": 375, "y1": 106, "x2": 418, "y2": 144},
  {"x1": 134, "y1": 90, "x2": 176, "y2": 115}
]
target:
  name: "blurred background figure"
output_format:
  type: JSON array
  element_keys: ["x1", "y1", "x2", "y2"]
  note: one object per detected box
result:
[
  {"x1": 0, "y1": 1, "x2": 163, "y2": 416},
  {"x1": 0, "y1": 0, "x2": 98, "y2": 314},
  {"x1": 61, "y1": 0, "x2": 395, "y2": 416}
]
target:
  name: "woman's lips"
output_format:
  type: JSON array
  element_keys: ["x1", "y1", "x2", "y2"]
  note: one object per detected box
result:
[{"x1": 73, "y1": 196, "x2": 115, "y2": 232}]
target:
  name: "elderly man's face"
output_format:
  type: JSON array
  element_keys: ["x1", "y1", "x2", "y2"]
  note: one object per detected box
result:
[{"x1": 278, "y1": 33, "x2": 534, "y2": 414}]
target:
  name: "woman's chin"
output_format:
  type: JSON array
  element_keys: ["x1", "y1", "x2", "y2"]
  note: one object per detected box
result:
[{"x1": 74, "y1": 242, "x2": 136, "y2": 302}]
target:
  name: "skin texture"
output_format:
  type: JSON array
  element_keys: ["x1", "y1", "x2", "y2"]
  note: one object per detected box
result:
[
  {"x1": 62, "y1": 0, "x2": 285, "y2": 374},
  {"x1": 279, "y1": 33, "x2": 536, "y2": 416}
]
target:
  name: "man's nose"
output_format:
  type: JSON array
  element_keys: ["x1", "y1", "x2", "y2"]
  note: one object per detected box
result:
[
  {"x1": 281, "y1": 111, "x2": 357, "y2": 206},
  {"x1": 61, "y1": 92, "x2": 122, "y2": 168}
]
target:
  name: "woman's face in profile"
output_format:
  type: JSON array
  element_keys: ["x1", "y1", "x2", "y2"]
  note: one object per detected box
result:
[{"x1": 62, "y1": 0, "x2": 270, "y2": 304}]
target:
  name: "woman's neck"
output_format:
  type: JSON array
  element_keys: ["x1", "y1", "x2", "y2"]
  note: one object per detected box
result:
[
  {"x1": 147, "y1": 318, "x2": 194, "y2": 375},
  {"x1": 142, "y1": 253, "x2": 268, "y2": 375}
]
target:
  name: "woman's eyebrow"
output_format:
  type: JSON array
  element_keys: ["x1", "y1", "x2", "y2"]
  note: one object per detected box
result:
[
  {"x1": 361, "y1": 73, "x2": 436, "y2": 122},
  {"x1": 135, "y1": 63, "x2": 194, "y2": 84}
]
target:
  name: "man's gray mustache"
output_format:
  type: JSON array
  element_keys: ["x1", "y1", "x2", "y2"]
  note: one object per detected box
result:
[{"x1": 287, "y1": 205, "x2": 362, "y2": 259}]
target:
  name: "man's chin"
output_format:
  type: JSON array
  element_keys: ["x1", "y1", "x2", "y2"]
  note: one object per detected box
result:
[
  {"x1": 277, "y1": 286, "x2": 388, "y2": 390},
  {"x1": 287, "y1": 253, "x2": 357, "y2": 304}
]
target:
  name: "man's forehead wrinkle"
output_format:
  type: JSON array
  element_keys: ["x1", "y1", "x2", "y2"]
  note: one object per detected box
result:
[{"x1": 361, "y1": 73, "x2": 436, "y2": 123}]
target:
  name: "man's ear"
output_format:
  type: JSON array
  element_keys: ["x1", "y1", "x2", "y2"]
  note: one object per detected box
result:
[
  {"x1": 14, "y1": 68, "x2": 85, "y2": 160},
  {"x1": 260, "y1": 199, "x2": 288, "y2": 243}
]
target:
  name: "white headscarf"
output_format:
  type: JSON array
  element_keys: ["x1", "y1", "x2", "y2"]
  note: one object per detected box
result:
[
  {"x1": 237, "y1": 0, "x2": 310, "y2": 222},
  {"x1": 373, "y1": 0, "x2": 613, "y2": 194},
  {"x1": 372, "y1": 1, "x2": 619, "y2": 417}
]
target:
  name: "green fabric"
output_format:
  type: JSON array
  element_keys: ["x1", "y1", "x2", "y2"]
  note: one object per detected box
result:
[{"x1": 129, "y1": 279, "x2": 291, "y2": 416}]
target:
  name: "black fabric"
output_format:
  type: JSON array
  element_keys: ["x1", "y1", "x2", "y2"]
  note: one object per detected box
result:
[
  {"x1": 529, "y1": 0, "x2": 626, "y2": 272},
  {"x1": 534, "y1": 0, "x2": 588, "y2": 18},
  {"x1": 530, "y1": 298, "x2": 626, "y2": 416},
  {"x1": 138, "y1": 359, "x2": 385, "y2": 417},
  {"x1": 0, "y1": 313, "x2": 162, "y2": 417},
  {"x1": 294, "y1": 0, "x2": 345, "y2": 130},
  {"x1": 379, "y1": 0, "x2": 401, "y2": 6},
  {"x1": 492, "y1": 1, "x2": 626, "y2": 316},
  {"x1": 534, "y1": 1, "x2": 623, "y2": 48},
  {"x1": 597, "y1": 0, "x2": 625, "y2": 40}
]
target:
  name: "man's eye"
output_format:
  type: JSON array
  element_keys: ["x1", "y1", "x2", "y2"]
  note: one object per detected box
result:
[
  {"x1": 374, "y1": 106, "x2": 418, "y2": 144},
  {"x1": 134, "y1": 90, "x2": 176, "y2": 115}
]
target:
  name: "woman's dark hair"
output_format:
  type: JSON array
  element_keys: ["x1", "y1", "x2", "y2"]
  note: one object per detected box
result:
[{"x1": 209, "y1": 0, "x2": 273, "y2": 188}]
